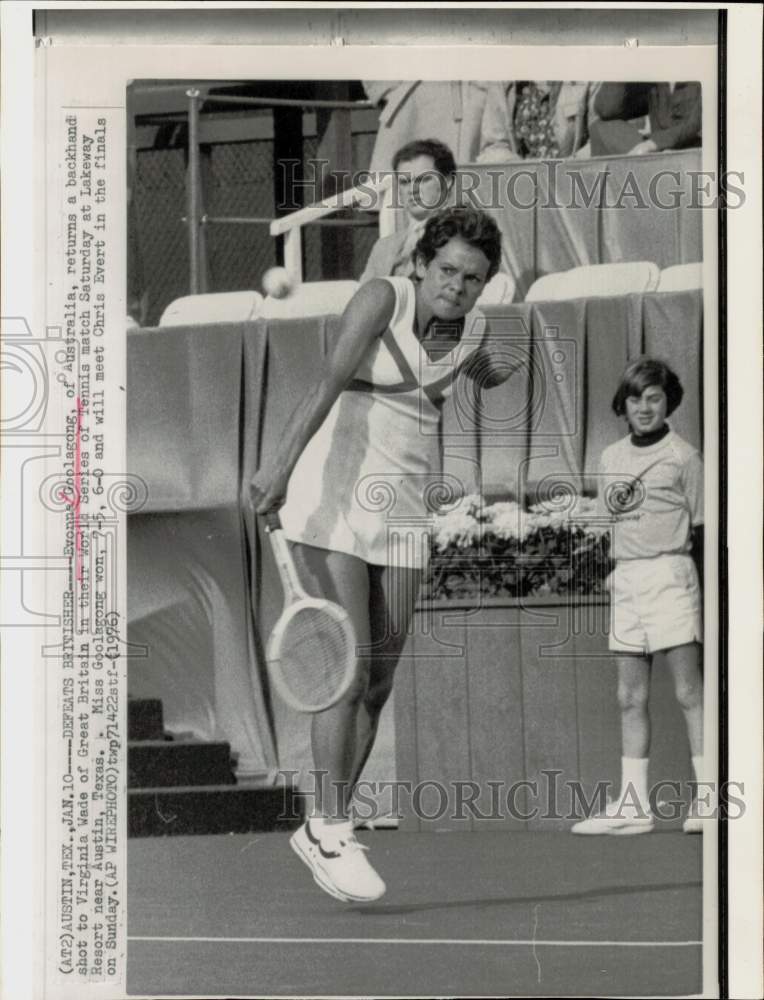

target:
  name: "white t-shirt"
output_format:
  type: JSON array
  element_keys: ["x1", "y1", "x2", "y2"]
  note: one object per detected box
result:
[{"x1": 597, "y1": 429, "x2": 704, "y2": 561}]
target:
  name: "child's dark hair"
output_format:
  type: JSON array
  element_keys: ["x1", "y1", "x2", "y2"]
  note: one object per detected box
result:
[
  {"x1": 612, "y1": 356, "x2": 684, "y2": 417},
  {"x1": 392, "y1": 138, "x2": 457, "y2": 180},
  {"x1": 414, "y1": 207, "x2": 502, "y2": 281}
]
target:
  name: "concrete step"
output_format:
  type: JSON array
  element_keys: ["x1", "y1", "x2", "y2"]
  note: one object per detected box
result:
[
  {"x1": 128, "y1": 698, "x2": 165, "y2": 741},
  {"x1": 128, "y1": 783, "x2": 303, "y2": 837},
  {"x1": 128, "y1": 739, "x2": 236, "y2": 789}
]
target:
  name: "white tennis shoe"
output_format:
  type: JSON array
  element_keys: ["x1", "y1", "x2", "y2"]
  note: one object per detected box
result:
[
  {"x1": 290, "y1": 820, "x2": 386, "y2": 902},
  {"x1": 571, "y1": 798, "x2": 655, "y2": 836}
]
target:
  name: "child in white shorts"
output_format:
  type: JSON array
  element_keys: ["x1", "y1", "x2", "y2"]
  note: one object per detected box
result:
[{"x1": 572, "y1": 356, "x2": 708, "y2": 836}]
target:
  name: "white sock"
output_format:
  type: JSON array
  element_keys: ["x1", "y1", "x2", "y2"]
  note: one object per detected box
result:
[
  {"x1": 690, "y1": 754, "x2": 714, "y2": 811},
  {"x1": 620, "y1": 756, "x2": 649, "y2": 807},
  {"x1": 691, "y1": 754, "x2": 705, "y2": 784},
  {"x1": 309, "y1": 814, "x2": 350, "y2": 831}
]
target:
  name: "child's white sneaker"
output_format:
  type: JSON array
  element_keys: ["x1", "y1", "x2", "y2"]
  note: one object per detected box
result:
[{"x1": 571, "y1": 797, "x2": 655, "y2": 836}]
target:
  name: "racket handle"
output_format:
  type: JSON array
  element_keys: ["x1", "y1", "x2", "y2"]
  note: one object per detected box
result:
[
  {"x1": 264, "y1": 514, "x2": 305, "y2": 601},
  {"x1": 264, "y1": 510, "x2": 282, "y2": 533}
]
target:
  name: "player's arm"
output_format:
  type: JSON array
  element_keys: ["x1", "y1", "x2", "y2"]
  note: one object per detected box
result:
[
  {"x1": 250, "y1": 280, "x2": 395, "y2": 513},
  {"x1": 359, "y1": 237, "x2": 388, "y2": 284}
]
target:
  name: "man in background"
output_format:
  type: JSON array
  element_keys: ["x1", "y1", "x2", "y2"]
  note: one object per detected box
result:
[
  {"x1": 360, "y1": 138, "x2": 457, "y2": 283},
  {"x1": 589, "y1": 82, "x2": 702, "y2": 156}
]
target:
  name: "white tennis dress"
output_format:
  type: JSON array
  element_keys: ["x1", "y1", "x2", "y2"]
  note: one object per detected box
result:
[{"x1": 280, "y1": 276, "x2": 484, "y2": 569}]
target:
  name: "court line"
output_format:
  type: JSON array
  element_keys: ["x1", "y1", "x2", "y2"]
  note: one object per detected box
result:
[{"x1": 129, "y1": 935, "x2": 702, "y2": 948}]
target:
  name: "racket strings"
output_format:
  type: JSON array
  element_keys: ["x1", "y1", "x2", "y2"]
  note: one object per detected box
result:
[{"x1": 276, "y1": 606, "x2": 354, "y2": 707}]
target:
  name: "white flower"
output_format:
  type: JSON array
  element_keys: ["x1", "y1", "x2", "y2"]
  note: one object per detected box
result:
[
  {"x1": 432, "y1": 499, "x2": 482, "y2": 550},
  {"x1": 487, "y1": 501, "x2": 533, "y2": 541},
  {"x1": 432, "y1": 492, "x2": 608, "y2": 552},
  {"x1": 528, "y1": 493, "x2": 607, "y2": 535}
]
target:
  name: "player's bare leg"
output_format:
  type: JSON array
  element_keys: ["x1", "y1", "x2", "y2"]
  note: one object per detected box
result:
[
  {"x1": 572, "y1": 654, "x2": 654, "y2": 835},
  {"x1": 665, "y1": 640, "x2": 708, "y2": 831},
  {"x1": 287, "y1": 543, "x2": 387, "y2": 901},
  {"x1": 349, "y1": 564, "x2": 423, "y2": 793},
  {"x1": 616, "y1": 653, "x2": 652, "y2": 759},
  {"x1": 290, "y1": 543, "x2": 372, "y2": 821},
  {"x1": 665, "y1": 641, "x2": 703, "y2": 755}
]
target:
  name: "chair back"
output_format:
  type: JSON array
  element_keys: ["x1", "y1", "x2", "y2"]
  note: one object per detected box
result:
[
  {"x1": 525, "y1": 262, "x2": 661, "y2": 302},
  {"x1": 656, "y1": 262, "x2": 703, "y2": 293},
  {"x1": 477, "y1": 272, "x2": 517, "y2": 307},
  {"x1": 259, "y1": 280, "x2": 360, "y2": 319},
  {"x1": 159, "y1": 291, "x2": 263, "y2": 326}
]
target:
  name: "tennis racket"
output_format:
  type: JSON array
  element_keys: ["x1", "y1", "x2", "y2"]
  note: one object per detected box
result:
[{"x1": 263, "y1": 511, "x2": 358, "y2": 713}]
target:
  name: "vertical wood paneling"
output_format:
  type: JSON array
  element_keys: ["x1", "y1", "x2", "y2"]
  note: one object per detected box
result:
[
  {"x1": 392, "y1": 639, "x2": 419, "y2": 832},
  {"x1": 519, "y1": 603, "x2": 581, "y2": 830},
  {"x1": 410, "y1": 610, "x2": 471, "y2": 831},
  {"x1": 465, "y1": 607, "x2": 527, "y2": 831},
  {"x1": 372, "y1": 601, "x2": 704, "y2": 833},
  {"x1": 573, "y1": 602, "x2": 622, "y2": 811}
]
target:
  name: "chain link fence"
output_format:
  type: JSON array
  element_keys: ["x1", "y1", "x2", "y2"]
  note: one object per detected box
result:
[
  {"x1": 131, "y1": 123, "x2": 379, "y2": 326},
  {"x1": 206, "y1": 141, "x2": 277, "y2": 295},
  {"x1": 133, "y1": 148, "x2": 189, "y2": 327}
]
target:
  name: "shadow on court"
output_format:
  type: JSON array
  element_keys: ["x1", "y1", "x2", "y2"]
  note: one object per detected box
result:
[
  {"x1": 361, "y1": 875, "x2": 701, "y2": 917},
  {"x1": 127, "y1": 830, "x2": 705, "y2": 997}
]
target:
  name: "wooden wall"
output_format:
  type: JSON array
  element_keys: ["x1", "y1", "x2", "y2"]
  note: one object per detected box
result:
[{"x1": 394, "y1": 597, "x2": 695, "y2": 831}]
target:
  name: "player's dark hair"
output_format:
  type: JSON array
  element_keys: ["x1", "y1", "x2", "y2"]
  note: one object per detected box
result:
[
  {"x1": 414, "y1": 207, "x2": 502, "y2": 281},
  {"x1": 392, "y1": 138, "x2": 457, "y2": 180},
  {"x1": 612, "y1": 356, "x2": 684, "y2": 417}
]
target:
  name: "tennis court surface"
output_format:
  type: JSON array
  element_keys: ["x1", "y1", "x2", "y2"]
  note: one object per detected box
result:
[{"x1": 128, "y1": 829, "x2": 703, "y2": 997}]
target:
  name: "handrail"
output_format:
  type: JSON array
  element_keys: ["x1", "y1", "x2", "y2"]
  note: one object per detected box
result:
[
  {"x1": 131, "y1": 81, "x2": 374, "y2": 112},
  {"x1": 181, "y1": 83, "x2": 388, "y2": 289},
  {"x1": 269, "y1": 175, "x2": 395, "y2": 284},
  {"x1": 269, "y1": 174, "x2": 392, "y2": 237},
  {"x1": 200, "y1": 93, "x2": 374, "y2": 111},
  {"x1": 203, "y1": 215, "x2": 376, "y2": 228}
]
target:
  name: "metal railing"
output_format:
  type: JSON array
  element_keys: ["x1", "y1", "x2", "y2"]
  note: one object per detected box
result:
[{"x1": 183, "y1": 85, "x2": 390, "y2": 292}]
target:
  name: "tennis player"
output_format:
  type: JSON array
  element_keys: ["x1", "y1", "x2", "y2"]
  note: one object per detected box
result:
[
  {"x1": 572, "y1": 357, "x2": 708, "y2": 836},
  {"x1": 251, "y1": 207, "x2": 517, "y2": 901}
]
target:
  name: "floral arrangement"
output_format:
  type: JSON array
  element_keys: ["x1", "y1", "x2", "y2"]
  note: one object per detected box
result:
[{"x1": 424, "y1": 494, "x2": 613, "y2": 601}]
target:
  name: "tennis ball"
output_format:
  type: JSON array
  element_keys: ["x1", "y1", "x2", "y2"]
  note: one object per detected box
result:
[{"x1": 262, "y1": 266, "x2": 293, "y2": 299}]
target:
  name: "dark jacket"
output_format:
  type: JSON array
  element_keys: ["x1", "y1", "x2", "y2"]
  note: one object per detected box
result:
[{"x1": 594, "y1": 82, "x2": 702, "y2": 151}]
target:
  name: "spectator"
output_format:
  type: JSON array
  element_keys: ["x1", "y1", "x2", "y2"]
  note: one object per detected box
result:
[
  {"x1": 477, "y1": 82, "x2": 594, "y2": 162},
  {"x1": 360, "y1": 138, "x2": 457, "y2": 283},
  {"x1": 589, "y1": 82, "x2": 702, "y2": 156},
  {"x1": 363, "y1": 81, "x2": 488, "y2": 176},
  {"x1": 572, "y1": 357, "x2": 707, "y2": 837}
]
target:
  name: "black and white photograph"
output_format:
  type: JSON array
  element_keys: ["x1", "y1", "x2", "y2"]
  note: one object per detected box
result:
[
  {"x1": 125, "y1": 67, "x2": 715, "y2": 997},
  {"x1": 1, "y1": 5, "x2": 762, "y2": 1000}
]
